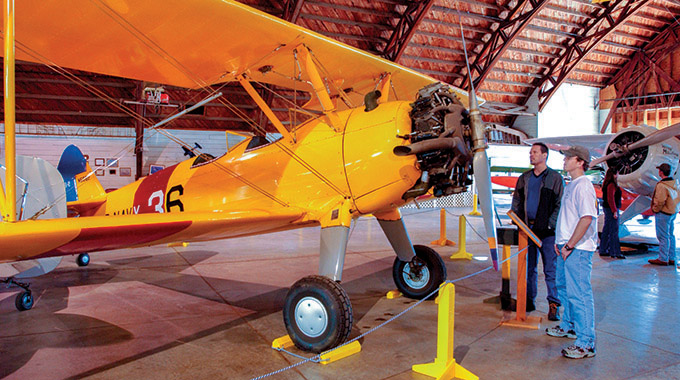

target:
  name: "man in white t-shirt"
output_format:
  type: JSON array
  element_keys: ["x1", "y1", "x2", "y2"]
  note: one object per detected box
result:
[{"x1": 545, "y1": 145, "x2": 598, "y2": 359}]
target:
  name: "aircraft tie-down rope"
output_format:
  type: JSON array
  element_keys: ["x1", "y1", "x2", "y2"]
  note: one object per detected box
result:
[{"x1": 250, "y1": 244, "x2": 529, "y2": 380}]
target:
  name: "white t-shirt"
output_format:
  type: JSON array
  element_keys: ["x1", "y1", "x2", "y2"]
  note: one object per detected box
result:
[{"x1": 556, "y1": 175, "x2": 599, "y2": 251}]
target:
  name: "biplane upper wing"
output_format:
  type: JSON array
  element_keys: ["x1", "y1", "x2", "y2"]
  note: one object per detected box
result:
[
  {"x1": 6, "y1": 0, "x2": 469, "y2": 107},
  {"x1": 0, "y1": 209, "x2": 305, "y2": 263}
]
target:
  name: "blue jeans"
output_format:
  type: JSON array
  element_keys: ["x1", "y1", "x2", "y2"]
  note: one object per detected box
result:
[
  {"x1": 600, "y1": 207, "x2": 621, "y2": 256},
  {"x1": 655, "y1": 212, "x2": 677, "y2": 262},
  {"x1": 527, "y1": 235, "x2": 559, "y2": 305},
  {"x1": 556, "y1": 245, "x2": 595, "y2": 349}
]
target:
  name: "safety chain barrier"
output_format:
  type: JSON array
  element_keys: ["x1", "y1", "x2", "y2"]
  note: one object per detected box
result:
[
  {"x1": 251, "y1": 242, "x2": 529, "y2": 380},
  {"x1": 444, "y1": 208, "x2": 489, "y2": 242}
]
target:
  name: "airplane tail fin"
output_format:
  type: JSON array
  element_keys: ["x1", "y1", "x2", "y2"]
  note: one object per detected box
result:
[{"x1": 57, "y1": 145, "x2": 106, "y2": 210}]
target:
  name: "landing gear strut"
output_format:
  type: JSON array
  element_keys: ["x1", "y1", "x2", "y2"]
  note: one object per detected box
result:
[
  {"x1": 392, "y1": 245, "x2": 447, "y2": 300},
  {"x1": 2, "y1": 277, "x2": 34, "y2": 311}
]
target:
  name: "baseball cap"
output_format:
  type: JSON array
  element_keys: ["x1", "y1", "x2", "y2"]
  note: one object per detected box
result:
[
  {"x1": 560, "y1": 145, "x2": 590, "y2": 163},
  {"x1": 657, "y1": 163, "x2": 671, "y2": 173}
]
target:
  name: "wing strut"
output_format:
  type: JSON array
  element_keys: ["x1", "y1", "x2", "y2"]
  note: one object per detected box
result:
[
  {"x1": 2, "y1": 0, "x2": 16, "y2": 222},
  {"x1": 237, "y1": 74, "x2": 295, "y2": 143}
]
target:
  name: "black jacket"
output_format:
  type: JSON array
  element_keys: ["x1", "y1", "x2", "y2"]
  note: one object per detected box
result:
[{"x1": 511, "y1": 167, "x2": 564, "y2": 239}]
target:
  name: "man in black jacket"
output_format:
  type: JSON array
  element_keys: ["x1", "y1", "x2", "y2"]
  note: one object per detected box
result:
[{"x1": 512, "y1": 142, "x2": 564, "y2": 321}]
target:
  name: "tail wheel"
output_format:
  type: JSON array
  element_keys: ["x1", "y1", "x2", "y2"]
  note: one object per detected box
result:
[
  {"x1": 15, "y1": 291, "x2": 34, "y2": 311},
  {"x1": 77, "y1": 253, "x2": 90, "y2": 267},
  {"x1": 392, "y1": 245, "x2": 446, "y2": 299},
  {"x1": 283, "y1": 275, "x2": 353, "y2": 353}
]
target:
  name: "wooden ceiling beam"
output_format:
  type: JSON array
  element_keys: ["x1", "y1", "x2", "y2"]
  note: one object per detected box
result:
[
  {"x1": 382, "y1": 0, "x2": 436, "y2": 62},
  {"x1": 282, "y1": 0, "x2": 305, "y2": 23},
  {"x1": 462, "y1": 0, "x2": 551, "y2": 90},
  {"x1": 304, "y1": 0, "x2": 400, "y2": 18},
  {"x1": 300, "y1": 13, "x2": 393, "y2": 30},
  {"x1": 414, "y1": 30, "x2": 484, "y2": 46},
  {"x1": 536, "y1": 0, "x2": 653, "y2": 112}
]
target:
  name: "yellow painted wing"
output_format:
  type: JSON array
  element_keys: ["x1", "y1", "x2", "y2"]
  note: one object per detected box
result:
[
  {"x1": 6, "y1": 0, "x2": 467, "y2": 105},
  {"x1": 0, "y1": 209, "x2": 304, "y2": 263}
]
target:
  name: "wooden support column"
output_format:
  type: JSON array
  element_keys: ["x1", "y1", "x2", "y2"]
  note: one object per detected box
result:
[{"x1": 134, "y1": 82, "x2": 144, "y2": 179}]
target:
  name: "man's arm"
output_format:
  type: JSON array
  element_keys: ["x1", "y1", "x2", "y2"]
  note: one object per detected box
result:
[
  {"x1": 560, "y1": 216, "x2": 594, "y2": 259},
  {"x1": 651, "y1": 184, "x2": 665, "y2": 213},
  {"x1": 548, "y1": 172, "x2": 564, "y2": 228},
  {"x1": 511, "y1": 173, "x2": 527, "y2": 218}
]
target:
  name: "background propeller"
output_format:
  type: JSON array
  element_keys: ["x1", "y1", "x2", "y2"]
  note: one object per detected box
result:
[{"x1": 590, "y1": 121, "x2": 680, "y2": 167}]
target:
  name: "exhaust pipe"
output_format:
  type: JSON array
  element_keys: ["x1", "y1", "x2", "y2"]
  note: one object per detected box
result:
[{"x1": 393, "y1": 137, "x2": 467, "y2": 157}]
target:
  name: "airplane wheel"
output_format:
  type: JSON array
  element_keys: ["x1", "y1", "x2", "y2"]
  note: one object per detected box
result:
[
  {"x1": 392, "y1": 245, "x2": 446, "y2": 300},
  {"x1": 15, "y1": 291, "x2": 34, "y2": 311},
  {"x1": 283, "y1": 275, "x2": 353, "y2": 353},
  {"x1": 77, "y1": 253, "x2": 90, "y2": 267}
]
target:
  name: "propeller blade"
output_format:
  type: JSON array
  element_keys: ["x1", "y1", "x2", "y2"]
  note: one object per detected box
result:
[
  {"x1": 468, "y1": 89, "x2": 498, "y2": 271},
  {"x1": 589, "y1": 151, "x2": 618, "y2": 168},
  {"x1": 628, "y1": 122, "x2": 680, "y2": 150},
  {"x1": 590, "y1": 122, "x2": 680, "y2": 168}
]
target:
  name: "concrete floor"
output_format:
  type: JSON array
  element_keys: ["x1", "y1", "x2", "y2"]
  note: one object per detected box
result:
[{"x1": 1, "y1": 207, "x2": 679, "y2": 380}]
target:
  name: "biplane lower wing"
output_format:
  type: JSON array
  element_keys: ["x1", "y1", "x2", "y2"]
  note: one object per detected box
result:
[{"x1": 0, "y1": 209, "x2": 305, "y2": 263}]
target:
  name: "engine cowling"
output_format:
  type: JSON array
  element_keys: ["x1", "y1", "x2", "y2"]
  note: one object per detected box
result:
[{"x1": 606, "y1": 125, "x2": 680, "y2": 197}]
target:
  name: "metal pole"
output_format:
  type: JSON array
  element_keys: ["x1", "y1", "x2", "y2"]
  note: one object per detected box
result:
[{"x1": 4, "y1": 0, "x2": 16, "y2": 222}]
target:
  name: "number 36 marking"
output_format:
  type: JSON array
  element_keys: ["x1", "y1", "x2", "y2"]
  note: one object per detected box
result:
[{"x1": 147, "y1": 185, "x2": 184, "y2": 213}]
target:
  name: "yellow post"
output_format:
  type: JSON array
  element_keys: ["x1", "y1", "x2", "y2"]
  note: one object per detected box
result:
[
  {"x1": 3, "y1": 0, "x2": 16, "y2": 222},
  {"x1": 412, "y1": 283, "x2": 478, "y2": 380},
  {"x1": 431, "y1": 208, "x2": 455, "y2": 246},
  {"x1": 450, "y1": 215, "x2": 472, "y2": 260},
  {"x1": 468, "y1": 193, "x2": 481, "y2": 216}
]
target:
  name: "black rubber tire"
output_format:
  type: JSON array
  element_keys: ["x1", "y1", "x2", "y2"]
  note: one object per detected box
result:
[
  {"x1": 392, "y1": 245, "x2": 446, "y2": 300},
  {"x1": 15, "y1": 291, "x2": 34, "y2": 311},
  {"x1": 283, "y1": 275, "x2": 353, "y2": 353},
  {"x1": 77, "y1": 253, "x2": 90, "y2": 267}
]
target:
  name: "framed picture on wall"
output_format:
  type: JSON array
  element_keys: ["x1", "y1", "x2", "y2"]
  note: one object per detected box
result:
[
  {"x1": 150, "y1": 165, "x2": 164, "y2": 174},
  {"x1": 120, "y1": 167, "x2": 132, "y2": 177},
  {"x1": 95, "y1": 158, "x2": 105, "y2": 167},
  {"x1": 106, "y1": 158, "x2": 119, "y2": 168},
  {"x1": 95, "y1": 169, "x2": 105, "y2": 176}
]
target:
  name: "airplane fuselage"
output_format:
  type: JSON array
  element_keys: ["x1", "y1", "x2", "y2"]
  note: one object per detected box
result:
[{"x1": 103, "y1": 100, "x2": 418, "y2": 224}]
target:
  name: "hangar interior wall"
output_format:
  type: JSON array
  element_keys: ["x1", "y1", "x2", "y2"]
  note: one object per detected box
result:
[
  {"x1": 538, "y1": 84, "x2": 599, "y2": 138},
  {"x1": 1, "y1": 125, "x2": 241, "y2": 190}
]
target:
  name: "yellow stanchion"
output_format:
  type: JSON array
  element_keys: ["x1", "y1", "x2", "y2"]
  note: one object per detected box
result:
[
  {"x1": 450, "y1": 215, "x2": 472, "y2": 260},
  {"x1": 468, "y1": 194, "x2": 481, "y2": 216},
  {"x1": 431, "y1": 208, "x2": 456, "y2": 246},
  {"x1": 412, "y1": 283, "x2": 478, "y2": 380}
]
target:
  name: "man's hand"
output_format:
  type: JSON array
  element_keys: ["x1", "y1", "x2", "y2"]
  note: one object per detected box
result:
[
  {"x1": 613, "y1": 211, "x2": 618, "y2": 220},
  {"x1": 560, "y1": 246, "x2": 572, "y2": 260}
]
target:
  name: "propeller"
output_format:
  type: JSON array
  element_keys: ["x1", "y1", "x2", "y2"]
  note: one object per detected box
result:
[
  {"x1": 590, "y1": 122, "x2": 680, "y2": 168},
  {"x1": 469, "y1": 89, "x2": 499, "y2": 271}
]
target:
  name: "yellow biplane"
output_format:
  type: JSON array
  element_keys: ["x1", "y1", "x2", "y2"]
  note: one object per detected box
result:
[{"x1": 0, "y1": 0, "x2": 497, "y2": 352}]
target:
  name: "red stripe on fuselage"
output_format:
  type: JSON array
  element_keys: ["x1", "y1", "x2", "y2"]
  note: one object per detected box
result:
[{"x1": 133, "y1": 164, "x2": 179, "y2": 214}]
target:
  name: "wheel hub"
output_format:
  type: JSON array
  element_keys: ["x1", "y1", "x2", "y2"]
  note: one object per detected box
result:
[
  {"x1": 403, "y1": 260, "x2": 430, "y2": 289},
  {"x1": 294, "y1": 296, "x2": 328, "y2": 338}
]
